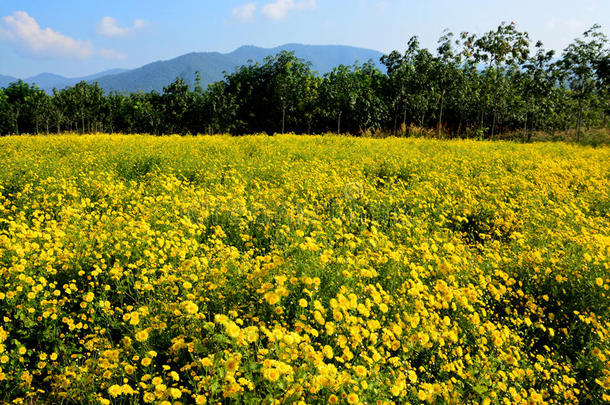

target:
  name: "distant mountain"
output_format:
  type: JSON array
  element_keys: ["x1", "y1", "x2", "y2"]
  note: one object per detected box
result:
[
  {"x1": 0, "y1": 69, "x2": 130, "y2": 93},
  {"x1": 100, "y1": 44, "x2": 384, "y2": 93},
  {"x1": 0, "y1": 74, "x2": 18, "y2": 88},
  {"x1": 95, "y1": 52, "x2": 237, "y2": 93},
  {"x1": 230, "y1": 44, "x2": 385, "y2": 74},
  {"x1": 2, "y1": 44, "x2": 384, "y2": 93},
  {"x1": 79, "y1": 68, "x2": 130, "y2": 81},
  {"x1": 95, "y1": 44, "x2": 384, "y2": 93}
]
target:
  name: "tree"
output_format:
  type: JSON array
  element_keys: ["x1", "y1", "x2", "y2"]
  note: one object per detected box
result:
[
  {"x1": 4, "y1": 80, "x2": 37, "y2": 135},
  {"x1": 466, "y1": 22, "x2": 530, "y2": 137},
  {"x1": 434, "y1": 30, "x2": 462, "y2": 137},
  {"x1": 266, "y1": 51, "x2": 312, "y2": 133},
  {"x1": 0, "y1": 89, "x2": 12, "y2": 135},
  {"x1": 321, "y1": 65, "x2": 357, "y2": 134},
  {"x1": 519, "y1": 42, "x2": 556, "y2": 141},
  {"x1": 559, "y1": 24, "x2": 609, "y2": 140},
  {"x1": 381, "y1": 37, "x2": 419, "y2": 134},
  {"x1": 162, "y1": 77, "x2": 190, "y2": 134}
]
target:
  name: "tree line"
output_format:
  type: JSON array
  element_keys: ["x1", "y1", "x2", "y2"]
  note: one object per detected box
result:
[{"x1": 1, "y1": 22, "x2": 608, "y2": 140}]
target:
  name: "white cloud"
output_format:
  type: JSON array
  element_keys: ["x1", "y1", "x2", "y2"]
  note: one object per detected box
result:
[
  {"x1": 96, "y1": 16, "x2": 148, "y2": 38},
  {"x1": 99, "y1": 48, "x2": 127, "y2": 60},
  {"x1": 566, "y1": 19, "x2": 585, "y2": 32},
  {"x1": 232, "y1": 3, "x2": 257, "y2": 22},
  {"x1": 1, "y1": 11, "x2": 94, "y2": 59},
  {"x1": 261, "y1": 0, "x2": 317, "y2": 21},
  {"x1": 545, "y1": 18, "x2": 556, "y2": 30}
]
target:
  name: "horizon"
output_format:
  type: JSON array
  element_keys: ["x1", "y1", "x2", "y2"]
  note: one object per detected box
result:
[
  {"x1": 1, "y1": 1, "x2": 609, "y2": 78},
  {"x1": 1, "y1": 42, "x2": 386, "y2": 81}
]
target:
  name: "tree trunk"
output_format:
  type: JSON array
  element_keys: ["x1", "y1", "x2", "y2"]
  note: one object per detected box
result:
[
  {"x1": 14, "y1": 108, "x2": 20, "y2": 135},
  {"x1": 523, "y1": 111, "x2": 530, "y2": 142},
  {"x1": 437, "y1": 91, "x2": 445, "y2": 138},
  {"x1": 576, "y1": 99, "x2": 583, "y2": 142},
  {"x1": 281, "y1": 105, "x2": 286, "y2": 134},
  {"x1": 393, "y1": 108, "x2": 398, "y2": 136},
  {"x1": 337, "y1": 111, "x2": 341, "y2": 134},
  {"x1": 491, "y1": 107, "x2": 497, "y2": 138}
]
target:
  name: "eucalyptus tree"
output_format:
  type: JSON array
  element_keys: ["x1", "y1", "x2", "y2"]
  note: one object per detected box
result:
[
  {"x1": 51, "y1": 88, "x2": 70, "y2": 133},
  {"x1": 4, "y1": 80, "x2": 36, "y2": 135},
  {"x1": 161, "y1": 77, "x2": 190, "y2": 134},
  {"x1": 203, "y1": 81, "x2": 240, "y2": 134},
  {"x1": 597, "y1": 54, "x2": 610, "y2": 125},
  {"x1": 519, "y1": 42, "x2": 557, "y2": 141},
  {"x1": 299, "y1": 74, "x2": 321, "y2": 134},
  {"x1": 381, "y1": 37, "x2": 419, "y2": 134},
  {"x1": 466, "y1": 22, "x2": 530, "y2": 137},
  {"x1": 350, "y1": 61, "x2": 388, "y2": 133},
  {"x1": 131, "y1": 91, "x2": 162, "y2": 135},
  {"x1": 320, "y1": 64, "x2": 357, "y2": 134},
  {"x1": 559, "y1": 25, "x2": 609, "y2": 139},
  {"x1": 434, "y1": 30, "x2": 462, "y2": 136},
  {"x1": 0, "y1": 89, "x2": 11, "y2": 135},
  {"x1": 267, "y1": 51, "x2": 312, "y2": 133},
  {"x1": 31, "y1": 89, "x2": 53, "y2": 134}
]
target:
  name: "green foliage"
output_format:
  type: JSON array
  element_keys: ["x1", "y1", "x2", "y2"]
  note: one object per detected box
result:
[{"x1": 0, "y1": 23, "x2": 608, "y2": 139}]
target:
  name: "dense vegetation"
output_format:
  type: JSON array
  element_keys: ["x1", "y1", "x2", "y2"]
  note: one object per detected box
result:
[
  {"x1": 0, "y1": 23, "x2": 609, "y2": 140},
  {"x1": 1, "y1": 134, "x2": 609, "y2": 403}
]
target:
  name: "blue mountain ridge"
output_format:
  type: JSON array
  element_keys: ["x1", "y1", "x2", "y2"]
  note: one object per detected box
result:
[{"x1": 1, "y1": 44, "x2": 384, "y2": 93}]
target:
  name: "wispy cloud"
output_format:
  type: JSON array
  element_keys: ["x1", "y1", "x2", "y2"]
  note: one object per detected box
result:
[
  {"x1": 99, "y1": 48, "x2": 128, "y2": 60},
  {"x1": 545, "y1": 17, "x2": 586, "y2": 34},
  {"x1": 261, "y1": 0, "x2": 317, "y2": 21},
  {"x1": 96, "y1": 16, "x2": 148, "y2": 38},
  {"x1": 0, "y1": 11, "x2": 94, "y2": 59},
  {"x1": 232, "y1": 3, "x2": 257, "y2": 22}
]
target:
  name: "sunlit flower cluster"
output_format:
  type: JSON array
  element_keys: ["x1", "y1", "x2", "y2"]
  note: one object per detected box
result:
[{"x1": 0, "y1": 134, "x2": 609, "y2": 403}]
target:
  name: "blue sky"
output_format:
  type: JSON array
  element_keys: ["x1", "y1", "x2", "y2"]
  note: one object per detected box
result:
[{"x1": 0, "y1": 0, "x2": 608, "y2": 78}]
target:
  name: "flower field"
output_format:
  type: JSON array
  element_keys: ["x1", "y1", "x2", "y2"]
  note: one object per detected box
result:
[{"x1": 0, "y1": 134, "x2": 609, "y2": 404}]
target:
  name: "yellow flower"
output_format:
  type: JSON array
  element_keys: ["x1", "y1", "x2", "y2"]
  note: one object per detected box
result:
[
  {"x1": 346, "y1": 392, "x2": 359, "y2": 404},
  {"x1": 135, "y1": 330, "x2": 149, "y2": 342},
  {"x1": 596, "y1": 278, "x2": 604, "y2": 287},
  {"x1": 226, "y1": 322, "x2": 241, "y2": 338},
  {"x1": 168, "y1": 387, "x2": 182, "y2": 399},
  {"x1": 141, "y1": 357, "x2": 152, "y2": 367},
  {"x1": 265, "y1": 368, "x2": 280, "y2": 382},
  {"x1": 184, "y1": 300, "x2": 199, "y2": 314},
  {"x1": 108, "y1": 384, "x2": 122, "y2": 397},
  {"x1": 129, "y1": 312, "x2": 140, "y2": 325},
  {"x1": 350, "y1": 365, "x2": 366, "y2": 378},
  {"x1": 264, "y1": 291, "x2": 280, "y2": 305},
  {"x1": 225, "y1": 355, "x2": 241, "y2": 373}
]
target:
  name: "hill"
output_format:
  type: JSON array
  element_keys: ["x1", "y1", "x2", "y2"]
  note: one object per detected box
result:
[
  {"x1": 95, "y1": 44, "x2": 384, "y2": 93},
  {"x1": 0, "y1": 69, "x2": 129, "y2": 93},
  {"x1": 1, "y1": 44, "x2": 384, "y2": 93}
]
